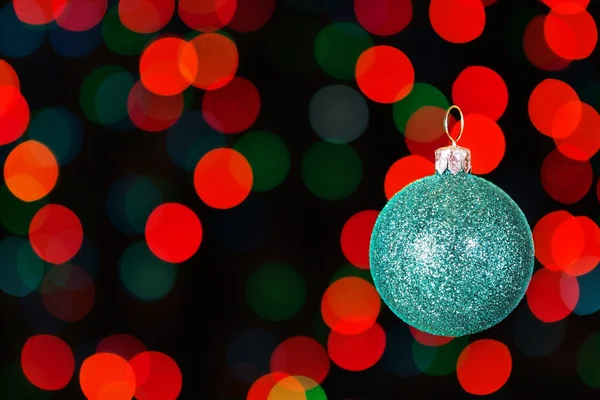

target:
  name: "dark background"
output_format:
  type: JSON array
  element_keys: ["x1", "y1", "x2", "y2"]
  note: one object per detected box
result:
[{"x1": 2, "y1": 0, "x2": 600, "y2": 398}]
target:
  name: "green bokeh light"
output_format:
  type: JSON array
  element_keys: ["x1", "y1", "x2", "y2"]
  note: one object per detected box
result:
[
  {"x1": 81, "y1": 65, "x2": 133, "y2": 126},
  {"x1": 246, "y1": 262, "x2": 306, "y2": 322},
  {"x1": 0, "y1": 184, "x2": 48, "y2": 236},
  {"x1": 305, "y1": 382, "x2": 327, "y2": 400},
  {"x1": 234, "y1": 130, "x2": 291, "y2": 192},
  {"x1": 412, "y1": 335, "x2": 469, "y2": 376},
  {"x1": 314, "y1": 22, "x2": 373, "y2": 80},
  {"x1": 578, "y1": 332, "x2": 600, "y2": 388},
  {"x1": 0, "y1": 237, "x2": 45, "y2": 297},
  {"x1": 302, "y1": 141, "x2": 362, "y2": 200},
  {"x1": 120, "y1": 241, "x2": 178, "y2": 302},
  {"x1": 102, "y1": 5, "x2": 153, "y2": 56},
  {"x1": 27, "y1": 107, "x2": 81, "y2": 165},
  {"x1": 392, "y1": 83, "x2": 449, "y2": 134}
]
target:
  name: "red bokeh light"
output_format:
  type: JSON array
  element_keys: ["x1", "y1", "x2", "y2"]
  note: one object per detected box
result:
[
  {"x1": 145, "y1": 202, "x2": 203, "y2": 264},
  {"x1": 270, "y1": 336, "x2": 330, "y2": 386},
  {"x1": 554, "y1": 102, "x2": 600, "y2": 161},
  {"x1": 178, "y1": 0, "x2": 236, "y2": 32},
  {"x1": 457, "y1": 339, "x2": 512, "y2": 395},
  {"x1": 0, "y1": 85, "x2": 30, "y2": 145},
  {"x1": 528, "y1": 79, "x2": 581, "y2": 139},
  {"x1": 13, "y1": 0, "x2": 67, "y2": 25},
  {"x1": 21, "y1": 335, "x2": 75, "y2": 391},
  {"x1": 189, "y1": 33, "x2": 238, "y2": 91},
  {"x1": 56, "y1": 0, "x2": 107, "y2": 31},
  {"x1": 384, "y1": 155, "x2": 433, "y2": 200},
  {"x1": 29, "y1": 204, "x2": 83, "y2": 264},
  {"x1": 202, "y1": 77, "x2": 260, "y2": 133},
  {"x1": 354, "y1": 0, "x2": 412, "y2": 36},
  {"x1": 409, "y1": 327, "x2": 453, "y2": 347},
  {"x1": 526, "y1": 268, "x2": 579, "y2": 322},
  {"x1": 129, "y1": 351, "x2": 183, "y2": 400},
  {"x1": 228, "y1": 0, "x2": 274, "y2": 32},
  {"x1": 452, "y1": 66, "x2": 508, "y2": 121},
  {"x1": 128, "y1": 81, "x2": 184, "y2": 132},
  {"x1": 533, "y1": 210, "x2": 575, "y2": 271},
  {"x1": 118, "y1": 0, "x2": 174, "y2": 33},
  {"x1": 328, "y1": 322, "x2": 386, "y2": 371},
  {"x1": 340, "y1": 210, "x2": 379, "y2": 270},
  {"x1": 541, "y1": 148, "x2": 592, "y2": 204},
  {"x1": 96, "y1": 334, "x2": 147, "y2": 361},
  {"x1": 429, "y1": 0, "x2": 486, "y2": 43},
  {"x1": 80, "y1": 353, "x2": 137, "y2": 400},
  {"x1": 544, "y1": 8, "x2": 597, "y2": 61},
  {"x1": 0, "y1": 60, "x2": 20, "y2": 90},
  {"x1": 247, "y1": 373, "x2": 287, "y2": 400},
  {"x1": 523, "y1": 15, "x2": 571, "y2": 71},
  {"x1": 41, "y1": 264, "x2": 95, "y2": 322}
]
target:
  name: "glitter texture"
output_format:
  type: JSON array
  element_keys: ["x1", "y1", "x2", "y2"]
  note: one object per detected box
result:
[{"x1": 370, "y1": 172, "x2": 534, "y2": 337}]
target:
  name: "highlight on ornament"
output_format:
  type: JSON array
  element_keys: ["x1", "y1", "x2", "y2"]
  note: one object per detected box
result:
[{"x1": 370, "y1": 105, "x2": 534, "y2": 337}]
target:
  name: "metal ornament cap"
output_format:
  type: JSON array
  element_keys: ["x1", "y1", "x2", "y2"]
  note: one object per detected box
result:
[{"x1": 435, "y1": 145, "x2": 472, "y2": 175}]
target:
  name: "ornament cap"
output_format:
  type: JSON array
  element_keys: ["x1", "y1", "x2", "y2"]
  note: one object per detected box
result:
[{"x1": 435, "y1": 145, "x2": 472, "y2": 175}]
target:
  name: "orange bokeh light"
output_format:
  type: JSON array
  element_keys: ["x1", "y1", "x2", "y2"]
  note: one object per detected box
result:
[
  {"x1": 452, "y1": 66, "x2": 508, "y2": 121},
  {"x1": 193, "y1": 148, "x2": 253, "y2": 209},
  {"x1": 321, "y1": 277, "x2": 380, "y2": 335},
  {"x1": 429, "y1": 0, "x2": 486, "y2": 44},
  {"x1": 544, "y1": 8, "x2": 597, "y2": 61},
  {"x1": 118, "y1": 0, "x2": 174, "y2": 33},
  {"x1": 4, "y1": 140, "x2": 58, "y2": 202},
  {"x1": 356, "y1": 45, "x2": 414, "y2": 104},
  {"x1": 79, "y1": 353, "x2": 136, "y2": 400},
  {"x1": 327, "y1": 322, "x2": 386, "y2": 371},
  {"x1": 140, "y1": 37, "x2": 197, "y2": 96},
  {"x1": 145, "y1": 202, "x2": 203, "y2": 264},
  {"x1": 384, "y1": 155, "x2": 433, "y2": 200},
  {"x1": 340, "y1": 210, "x2": 379, "y2": 270},
  {"x1": 456, "y1": 339, "x2": 512, "y2": 395},
  {"x1": 247, "y1": 373, "x2": 287, "y2": 400},
  {"x1": 526, "y1": 268, "x2": 579, "y2": 322},
  {"x1": 450, "y1": 113, "x2": 505, "y2": 174},
  {"x1": 189, "y1": 33, "x2": 238, "y2": 91}
]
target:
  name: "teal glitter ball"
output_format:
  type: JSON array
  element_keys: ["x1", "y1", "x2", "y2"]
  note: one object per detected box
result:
[{"x1": 370, "y1": 171, "x2": 534, "y2": 337}]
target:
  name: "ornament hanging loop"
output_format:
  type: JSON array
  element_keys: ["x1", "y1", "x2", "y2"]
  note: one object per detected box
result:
[{"x1": 444, "y1": 105, "x2": 464, "y2": 147}]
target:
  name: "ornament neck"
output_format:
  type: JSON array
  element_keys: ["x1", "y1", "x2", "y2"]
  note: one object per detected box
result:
[{"x1": 435, "y1": 145, "x2": 472, "y2": 175}]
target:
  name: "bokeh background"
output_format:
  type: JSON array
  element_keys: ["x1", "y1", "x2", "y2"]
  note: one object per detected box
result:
[{"x1": 0, "y1": 0, "x2": 599, "y2": 398}]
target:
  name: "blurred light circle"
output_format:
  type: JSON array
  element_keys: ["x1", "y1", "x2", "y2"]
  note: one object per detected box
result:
[
  {"x1": 533, "y1": 210, "x2": 575, "y2": 270},
  {"x1": 380, "y1": 323, "x2": 421, "y2": 377},
  {"x1": 21, "y1": 335, "x2": 74, "y2": 390},
  {"x1": 189, "y1": 32, "x2": 238, "y2": 91},
  {"x1": 543, "y1": 0, "x2": 589, "y2": 12},
  {"x1": 234, "y1": 130, "x2": 290, "y2": 192},
  {"x1": 178, "y1": 0, "x2": 236, "y2": 32},
  {"x1": 96, "y1": 334, "x2": 147, "y2": 361},
  {"x1": 102, "y1": 4, "x2": 153, "y2": 56},
  {"x1": 412, "y1": 335, "x2": 469, "y2": 376},
  {"x1": 194, "y1": 148, "x2": 253, "y2": 209},
  {"x1": 526, "y1": 268, "x2": 579, "y2": 322},
  {"x1": 541, "y1": 148, "x2": 592, "y2": 204},
  {"x1": 409, "y1": 327, "x2": 453, "y2": 347},
  {"x1": 13, "y1": 0, "x2": 67, "y2": 25},
  {"x1": 384, "y1": 155, "x2": 433, "y2": 199},
  {"x1": 456, "y1": 340, "x2": 512, "y2": 395},
  {"x1": 321, "y1": 277, "x2": 380, "y2": 335},
  {"x1": 4, "y1": 140, "x2": 58, "y2": 202},
  {"x1": 48, "y1": 22, "x2": 102, "y2": 58},
  {"x1": 577, "y1": 332, "x2": 600, "y2": 388},
  {"x1": 452, "y1": 66, "x2": 508, "y2": 121},
  {"x1": 127, "y1": 81, "x2": 184, "y2": 132},
  {"x1": 528, "y1": 79, "x2": 581, "y2": 139},
  {"x1": 270, "y1": 336, "x2": 330, "y2": 386},
  {"x1": 0, "y1": 60, "x2": 20, "y2": 89},
  {"x1": 248, "y1": 373, "x2": 287, "y2": 400},
  {"x1": 327, "y1": 322, "x2": 386, "y2": 371},
  {"x1": 40, "y1": 264, "x2": 95, "y2": 322},
  {"x1": 268, "y1": 376, "x2": 327, "y2": 400},
  {"x1": 27, "y1": 107, "x2": 82, "y2": 165},
  {"x1": 523, "y1": 15, "x2": 571, "y2": 72},
  {"x1": 246, "y1": 262, "x2": 306, "y2": 321},
  {"x1": 29, "y1": 204, "x2": 83, "y2": 264},
  {"x1": 0, "y1": 237, "x2": 44, "y2": 297},
  {"x1": 139, "y1": 37, "x2": 197, "y2": 96},
  {"x1": 354, "y1": 0, "x2": 412, "y2": 36},
  {"x1": 129, "y1": 351, "x2": 182, "y2": 400},
  {"x1": 226, "y1": 328, "x2": 279, "y2": 383},
  {"x1": 551, "y1": 214, "x2": 586, "y2": 272},
  {"x1": 404, "y1": 105, "x2": 448, "y2": 145},
  {"x1": 450, "y1": 113, "x2": 505, "y2": 174},
  {"x1": 56, "y1": 0, "x2": 107, "y2": 32},
  {"x1": 118, "y1": 0, "x2": 174, "y2": 34},
  {"x1": 392, "y1": 83, "x2": 449, "y2": 134},
  {"x1": 0, "y1": 85, "x2": 29, "y2": 145},
  {"x1": 0, "y1": 4, "x2": 45, "y2": 57},
  {"x1": 562, "y1": 216, "x2": 600, "y2": 277},
  {"x1": 202, "y1": 77, "x2": 260, "y2": 133},
  {"x1": 79, "y1": 353, "x2": 136, "y2": 400},
  {"x1": 145, "y1": 202, "x2": 202, "y2": 264},
  {"x1": 314, "y1": 22, "x2": 373, "y2": 80},
  {"x1": 575, "y1": 265, "x2": 600, "y2": 315},
  {"x1": 512, "y1": 306, "x2": 566, "y2": 357},
  {"x1": 356, "y1": 45, "x2": 414, "y2": 104},
  {"x1": 309, "y1": 84, "x2": 369, "y2": 144},
  {"x1": 544, "y1": 8, "x2": 597, "y2": 60},
  {"x1": 228, "y1": 0, "x2": 274, "y2": 32},
  {"x1": 107, "y1": 174, "x2": 164, "y2": 235},
  {"x1": 80, "y1": 65, "x2": 134, "y2": 127},
  {"x1": 554, "y1": 102, "x2": 600, "y2": 161},
  {"x1": 340, "y1": 210, "x2": 378, "y2": 269},
  {"x1": 429, "y1": 0, "x2": 485, "y2": 43},
  {"x1": 120, "y1": 241, "x2": 178, "y2": 301},
  {"x1": 302, "y1": 141, "x2": 362, "y2": 200},
  {"x1": 0, "y1": 183, "x2": 48, "y2": 236}
]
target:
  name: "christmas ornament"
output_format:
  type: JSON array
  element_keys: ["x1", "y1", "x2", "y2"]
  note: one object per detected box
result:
[{"x1": 370, "y1": 106, "x2": 534, "y2": 337}]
